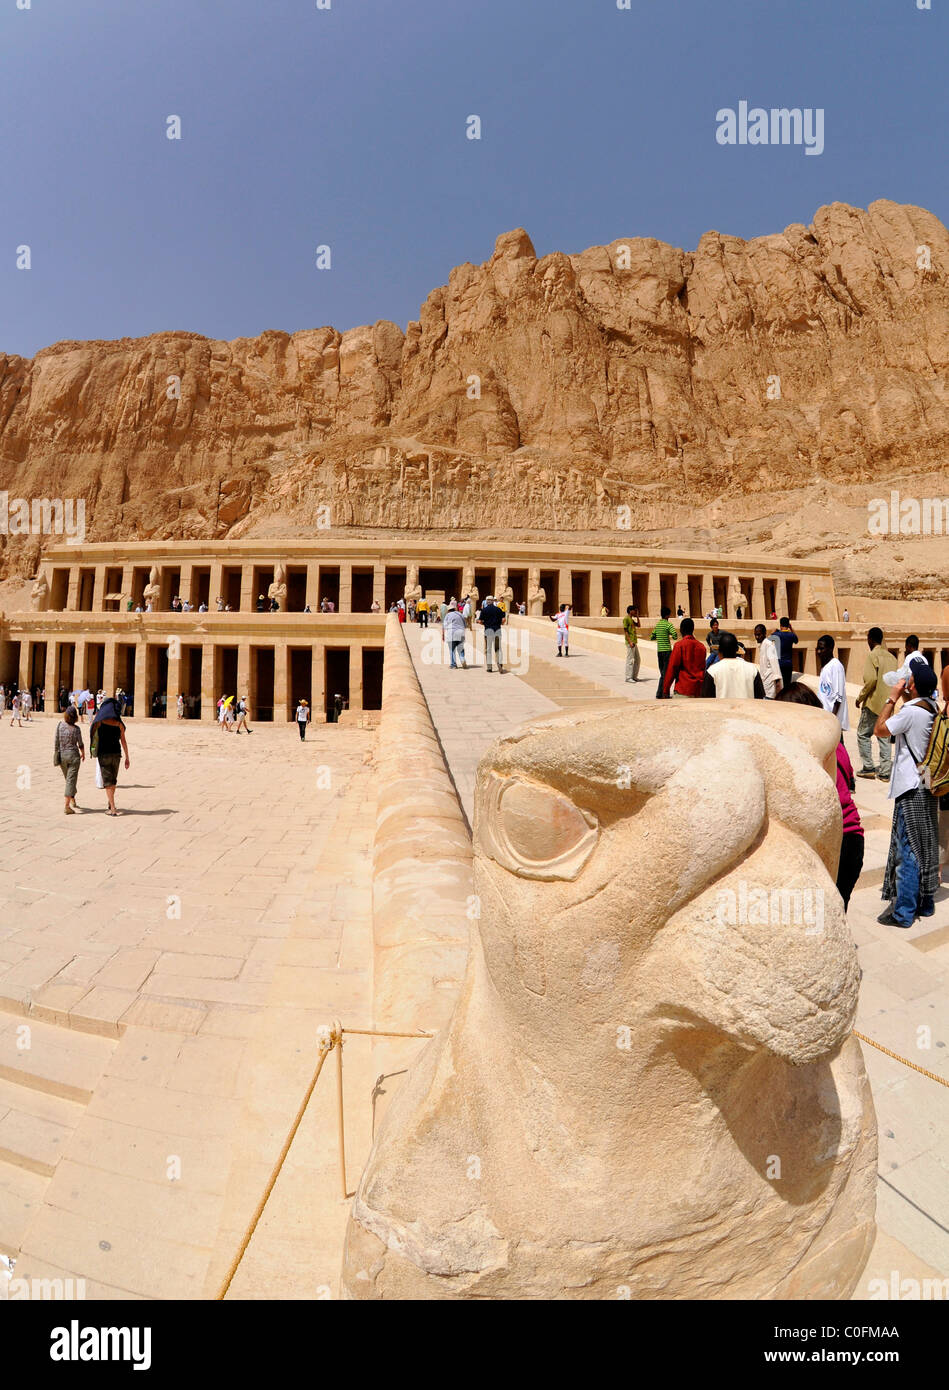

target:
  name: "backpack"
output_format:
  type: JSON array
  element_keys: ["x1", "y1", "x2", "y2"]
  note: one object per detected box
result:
[{"x1": 917, "y1": 699, "x2": 949, "y2": 797}]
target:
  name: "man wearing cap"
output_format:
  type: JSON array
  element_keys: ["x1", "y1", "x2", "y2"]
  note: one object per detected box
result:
[
  {"x1": 874, "y1": 661, "x2": 940, "y2": 927},
  {"x1": 477, "y1": 596, "x2": 506, "y2": 673}
]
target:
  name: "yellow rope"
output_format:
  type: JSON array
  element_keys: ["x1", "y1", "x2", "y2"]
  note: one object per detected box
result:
[
  {"x1": 216, "y1": 1022, "x2": 431, "y2": 1298},
  {"x1": 854, "y1": 1030, "x2": 949, "y2": 1088}
]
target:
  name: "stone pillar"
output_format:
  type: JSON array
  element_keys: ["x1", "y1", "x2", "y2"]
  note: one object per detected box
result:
[
  {"x1": 66, "y1": 568, "x2": 80, "y2": 611},
  {"x1": 92, "y1": 564, "x2": 107, "y2": 612},
  {"x1": 647, "y1": 571, "x2": 662, "y2": 619},
  {"x1": 200, "y1": 643, "x2": 216, "y2": 721},
  {"x1": 619, "y1": 568, "x2": 633, "y2": 611},
  {"x1": 776, "y1": 578, "x2": 789, "y2": 618},
  {"x1": 18, "y1": 644, "x2": 30, "y2": 693},
  {"x1": 312, "y1": 644, "x2": 325, "y2": 722},
  {"x1": 588, "y1": 567, "x2": 604, "y2": 615},
  {"x1": 102, "y1": 642, "x2": 117, "y2": 697},
  {"x1": 273, "y1": 644, "x2": 289, "y2": 722},
  {"x1": 752, "y1": 576, "x2": 765, "y2": 621},
  {"x1": 45, "y1": 643, "x2": 59, "y2": 705},
  {"x1": 673, "y1": 573, "x2": 687, "y2": 617},
  {"x1": 120, "y1": 563, "x2": 134, "y2": 610},
  {"x1": 700, "y1": 574, "x2": 714, "y2": 617},
  {"x1": 350, "y1": 643, "x2": 363, "y2": 712},
  {"x1": 556, "y1": 569, "x2": 571, "y2": 610},
  {"x1": 132, "y1": 643, "x2": 146, "y2": 716},
  {"x1": 179, "y1": 563, "x2": 194, "y2": 608},
  {"x1": 239, "y1": 565, "x2": 253, "y2": 613},
  {"x1": 167, "y1": 635, "x2": 182, "y2": 708},
  {"x1": 372, "y1": 564, "x2": 385, "y2": 612},
  {"x1": 305, "y1": 565, "x2": 320, "y2": 613},
  {"x1": 209, "y1": 562, "x2": 224, "y2": 611},
  {"x1": 236, "y1": 642, "x2": 251, "y2": 710},
  {"x1": 339, "y1": 564, "x2": 353, "y2": 615}
]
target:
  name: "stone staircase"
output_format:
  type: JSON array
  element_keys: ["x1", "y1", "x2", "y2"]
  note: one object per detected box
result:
[
  {"x1": 0, "y1": 1008, "x2": 115, "y2": 1261},
  {"x1": 516, "y1": 651, "x2": 633, "y2": 712}
]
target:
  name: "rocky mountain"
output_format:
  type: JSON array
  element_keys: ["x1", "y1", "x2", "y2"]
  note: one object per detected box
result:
[{"x1": 1, "y1": 199, "x2": 947, "y2": 597}]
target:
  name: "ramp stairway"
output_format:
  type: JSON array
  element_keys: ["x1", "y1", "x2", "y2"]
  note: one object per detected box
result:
[{"x1": 0, "y1": 1008, "x2": 115, "y2": 1261}]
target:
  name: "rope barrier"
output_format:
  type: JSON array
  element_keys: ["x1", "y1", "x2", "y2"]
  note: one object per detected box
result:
[
  {"x1": 853, "y1": 1029, "x2": 949, "y2": 1089},
  {"x1": 216, "y1": 1020, "x2": 432, "y2": 1299}
]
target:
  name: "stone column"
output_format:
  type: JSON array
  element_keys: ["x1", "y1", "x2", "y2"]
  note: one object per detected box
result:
[
  {"x1": 647, "y1": 571, "x2": 662, "y2": 619},
  {"x1": 45, "y1": 643, "x2": 59, "y2": 705},
  {"x1": 92, "y1": 564, "x2": 108, "y2": 612},
  {"x1": 166, "y1": 634, "x2": 182, "y2": 709},
  {"x1": 200, "y1": 643, "x2": 216, "y2": 721},
  {"x1": 588, "y1": 567, "x2": 604, "y2": 615},
  {"x1": 312, "y1": 644, "x2": 325, "y2": 722},
  {"x1": 66, "y1": 568, "x2": 80, "y2": 610},
  {"x1": 673, "y1": 573, "x2": 687, "y2": 617},
  {"x1": 339, "y1": 564, "x2": 353, "y2": 615},
  {"x1": 273, "y1": 645, "x2": 289, "y2": 722},
  {"x1": 700, "y1": 574, "x2": 714, "y2": 616},
  {"x1": 556, "y1": 569, "x2": 571, "y2": 610},
  {"x1": 120, "y1": 563, "x2": 134, "y2": 610},
  {"x1": 372, "y1": 564, "x2": 385, "y2": 612},
  {"x1": 305, "y1": 565, "x2": 320, "y2": 613},
  {"x1": 102, "y1": 642, "x2": 117, "y2": 697},
  {"x1": 239, "y1": 565, "x2": 253, "y2": 613},
  {"x1": 619, "y1": 568, "x2": 633, "y2": 611},
  {"x1": 133, "y1": 643, "x2": 147, "y2": 717},
  {"x1": 209, "y1": 561, "x2": 224, "y2": 611},
  {"x1": 752, "y1": 576, "x2": 765, "y2": 621},
  {"x1": 179, "y1": 563, "x2": 194, "y2": 608},
  {"x1": 236, "y1": 642, "x2": 251, "y2": 708},
  {"x1": 350, "y1": 642, "x2": 363, "y2": 712},
  {"x1": 18, "y1": 643, "x2": 31, "y2": 694},
  {"x1": 776, "y1": 578, "x2": 789, "y2": 618}
]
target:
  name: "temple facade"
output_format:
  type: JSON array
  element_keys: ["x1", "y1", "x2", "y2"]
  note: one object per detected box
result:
[{"x1": 0, "y1": 537, "x2": 844, "y2": 722}]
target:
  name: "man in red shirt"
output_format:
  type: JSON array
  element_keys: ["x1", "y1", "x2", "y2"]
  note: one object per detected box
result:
[{"x1": 662, "y1": 618, "x2": 707, "y2": 698}]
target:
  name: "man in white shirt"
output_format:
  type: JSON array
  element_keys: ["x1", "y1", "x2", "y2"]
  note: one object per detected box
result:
[
  {"x1": 874, "y1": 661, "x2": 939, "y2": 926},
  {"x1": 816, "y1": 635, "x2": 849, "y2": 732},
  {"x1": 753, "y1": 624, "x2": 783, "y2": 698}
]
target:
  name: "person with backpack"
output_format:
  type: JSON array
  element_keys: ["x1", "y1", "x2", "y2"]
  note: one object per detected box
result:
[
  {"x1": 874, "y1": 662, "x2": 940, "y2": 926},
  {"x1": 90, "y1": 696, "x2": 130, "y2": 817},
  {"x1": 234, "y1": 696, "x2": 252, "y2": 734}
]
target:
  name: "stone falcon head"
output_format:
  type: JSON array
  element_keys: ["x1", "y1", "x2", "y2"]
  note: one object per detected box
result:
[{"x1": 473, "y1": 698, "x2": 856, "y2": 1068}]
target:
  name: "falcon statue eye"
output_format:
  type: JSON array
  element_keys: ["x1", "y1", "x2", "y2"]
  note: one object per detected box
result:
[{"x1": 481, "y1": 776, "x2": 598, "y2": 880}]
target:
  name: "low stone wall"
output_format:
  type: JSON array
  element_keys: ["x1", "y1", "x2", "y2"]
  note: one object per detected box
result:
[{"x1": 370, "y1": 615, "x2": 471, "y2": 1098}]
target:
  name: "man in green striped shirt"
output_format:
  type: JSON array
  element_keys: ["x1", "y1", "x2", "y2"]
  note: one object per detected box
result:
[{"x1": 650, "y1": 607, "x2": 678, "y2": 700}]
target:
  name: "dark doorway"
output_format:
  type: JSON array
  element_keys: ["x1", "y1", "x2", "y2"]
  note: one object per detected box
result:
[
  {"x1": 362, "y1": 648, "x2": 384, "y2": 710},
  {"x1": 385, "y1": 568, "x2": 406, "y2": 610},
  {"x1": 739, "y1": 577, "x2": 755, "y2": 618},
  {"x1": 540, "y1": 570, "x2": 558, "y2": 616},
  {"x1": 660, "y1": 575, "x2": 677, "y2": 614},
  {"x1": 222, "y1": 567, "x2": 242, "y2": 610},
  {"x1": 319, "y1": 567, "x2": 340, "y2": 611},
  {"x1": 629, "y1": 573, "x2": 649, "y2": 614},
  {"x1": 78, "y1": 569, "x2": 95, "y2": 611},
  {"x1": 214, "y1": 646, "x2": 238, "y2": 707},
  {"x1": 29, "y1": 641, "x2": 47, "y2": 689},
  {"x1": 475, "y1": 569, "x2": 495, "y2": 600},
  {"x1": 420, "y1": 568, "x2": 463, "y2": 601},
  {"x1": 146, "y1": 645, "x2": 169, "y2": 716},
  {"x1": 176, "y1": 645, "x2": 202, "y2": 719},
  {"x1": 688, "y1": 575, "x2": 703, "y2": 618},
  {"x1": 85, "y1": 643, "x2": 105, "y2": 692},
  {"x1": 191, "y1": 567, "x2": 211, "y2": 609},
  {"x1": 764, "y1": 579, "x2": 778, "y2": 618},
  {"x1": 103, "y1": 568, "x2": 123, "y2": 612},
  {"x1": 116, "y1": 645, "x2": 135, "y2": 705},
  {"x1": 287, "y1": 567, "x2": 308, "y2": 613},
  {"x1": 508, "y1": 570, "x2": 528, "y2": 608},
  {"x1": 252, "y1": 646, "x2": 275, "y2": 721},
  {"x1": 571, "y1": 572, "x2": 590, "y2": 616},
  {"x1": 252, "y1": 567, "x2": 274, "y2": 611},
  {"x1": 713, "y1": 577, "x2": 729, "y2": 616},
  {"x1": 3, "y1": 642, "x2": 20, "y2": 686},
  {"x1": 50, "y1": 569, "x2": 69, "y2": 611},
  {"x1": 352, "y1": 569, "x2": 374, "y2": 613},
  {"x1": 132, "y1": 567, "x2": 150, "y2": 607},
  {"x1": 160, "y1": 567, "x2": 181, "y2": 610},
  {"x1": 786, "y1": 581, "x2": 800, "y2": 621},
  {"x1": 289, "y1": 648, "x2": 312, "y2": 714},
  {"x1": 601, "y1": 572, "x2": 619, "y2": 616},
  {"x1": 325, "y1": 648, "x2": 350, "y2": 720}
]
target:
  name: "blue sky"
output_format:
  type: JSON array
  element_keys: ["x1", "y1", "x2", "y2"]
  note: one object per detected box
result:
[{"x1": 1, "y1": 0, "x2": 946, "y2": 357}]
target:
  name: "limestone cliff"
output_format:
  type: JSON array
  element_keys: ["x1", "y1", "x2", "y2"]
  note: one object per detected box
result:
[{"x1": 1, "y1": 199, "x2": 947, "y2": 596}]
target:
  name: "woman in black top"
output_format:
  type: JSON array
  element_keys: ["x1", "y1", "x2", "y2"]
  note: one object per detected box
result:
[{"x1": 90, "y1": 697, "x2": 130, "y2": 816}]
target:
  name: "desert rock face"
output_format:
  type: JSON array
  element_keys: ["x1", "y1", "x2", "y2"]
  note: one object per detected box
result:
[{"x1": 1, "y1": 199, "x2": 947, "y2": 594}]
